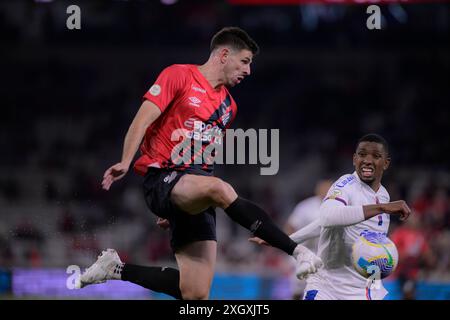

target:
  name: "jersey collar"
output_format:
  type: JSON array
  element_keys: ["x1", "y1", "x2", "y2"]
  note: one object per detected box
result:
[
  {"x1": 352, "y1": 171, "x2": 384, "y2": 195},
  {"x1": 192, "y1": 65, "x2": 222, "y2": 94}
]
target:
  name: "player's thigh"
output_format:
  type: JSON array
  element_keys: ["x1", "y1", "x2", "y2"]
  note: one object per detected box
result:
[
  {"x1": 171, "y1": 174, "x2": 236, "y2": 214},
  {"x1": 175, "y1": 240, "x2": 217, "y2": 300}
]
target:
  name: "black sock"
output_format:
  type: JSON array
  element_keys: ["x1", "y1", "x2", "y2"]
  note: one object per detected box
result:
[
  {"x1": 224, "y1": 197, "x2": 297, "y2": 256},
  {"x1": 121, "y1": 264, "x2": 182, "y2": 300}
]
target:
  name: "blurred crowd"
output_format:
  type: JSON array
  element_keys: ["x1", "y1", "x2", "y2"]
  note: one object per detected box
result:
[{"x1": 1, "y1": 0, "x2": 449, "y2": 299}]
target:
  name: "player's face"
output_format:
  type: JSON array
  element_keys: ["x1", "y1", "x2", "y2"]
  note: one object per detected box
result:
[
  {"x1": 223, "y1": 49, "x2": 253, "y2": 87},
  {"x1": 353, "y1": 142, "x2": 390, "y2": 187}
]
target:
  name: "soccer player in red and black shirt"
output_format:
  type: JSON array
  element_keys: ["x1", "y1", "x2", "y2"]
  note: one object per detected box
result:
[{"x1": 77, "y1": 27, "x2": 323, "y2": 299}]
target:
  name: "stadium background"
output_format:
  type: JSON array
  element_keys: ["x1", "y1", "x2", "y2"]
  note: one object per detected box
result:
[{"x1": 0, "y1": 0, "x2": 449, "y2": 300}]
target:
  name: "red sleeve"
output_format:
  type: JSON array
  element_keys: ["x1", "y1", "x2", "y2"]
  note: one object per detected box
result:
[{"x1": 143, "y1": 64, "x2": 188, "y2": 113}]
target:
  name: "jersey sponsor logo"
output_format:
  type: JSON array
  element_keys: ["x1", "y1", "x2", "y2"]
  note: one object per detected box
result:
[
  {"x1": 188, "y1": 96, "x2": 202, "y2": 107},
  {"x1": 191, "y1": 85, "x2": 206, "y2": 94},
  {"x1": 184, "y1": 117, "x2": 198, "y2": 128},
  {"x1": 183, "y1": 118, "x2": 223, "y2": 142},
  {"x1": 149, "y1": 84, "x2": 161, "y2": 96},
  {"x1": 335, "y1": 175, "x2": 355, "y2": 188},
  {"x1": 188, "y1": 120, "x2": 223, "y2": 144}
]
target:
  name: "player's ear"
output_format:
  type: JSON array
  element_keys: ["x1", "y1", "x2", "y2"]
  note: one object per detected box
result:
[
  {"x1": 383, "y1": 156, "x2": 391, "y2": 170},
  {"x1": 352, "y1": 153, "x2": 357, "y2": 167},
  {"x1": 219, "y1": 47, "x2": 230, "y2": 64}
]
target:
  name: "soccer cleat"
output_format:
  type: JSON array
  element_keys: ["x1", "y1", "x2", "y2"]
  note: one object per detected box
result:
[
  {"x1": 75, "y1": 248, "x2": 123, "y2": 289},
  {"x1": 294, "y1": 245, "x2": 324, "y2": 280}
]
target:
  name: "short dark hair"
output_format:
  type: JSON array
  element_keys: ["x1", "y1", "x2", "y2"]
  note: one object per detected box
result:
[
  {"x1": 210, "y1": 27, "x2": 259, "y2": 55},
  {"x1": 357, "y1": 133, "x2": 389, "y2": 155}
]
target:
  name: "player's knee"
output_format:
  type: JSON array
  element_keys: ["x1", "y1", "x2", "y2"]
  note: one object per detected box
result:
[
  {"x1": 180, "y1": 285, "x2": 209, "y2": 300},
  {"x1": 208, "y1": 179, "x2": 236, "y2": 208}
]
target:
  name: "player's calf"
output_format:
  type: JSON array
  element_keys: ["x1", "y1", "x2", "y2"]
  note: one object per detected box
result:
[{"x1": 179, "y1": 285, "x2": 210, "y2": 300}]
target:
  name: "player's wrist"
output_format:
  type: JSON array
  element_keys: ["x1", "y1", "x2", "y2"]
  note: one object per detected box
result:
[
  {"x1": 363, "y1": 204, "x2": 383, "y2": 219},
  {"x1": 121, "y1": 159, "x2": 132, "y2": 169},
  {"x1": 377, "y1": 203, "x2": 387, "y2": 213}
]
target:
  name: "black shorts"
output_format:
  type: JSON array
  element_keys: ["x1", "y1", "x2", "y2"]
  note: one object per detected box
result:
[{"x1": 142, "y1": 167, "x2": 217, "y2": 252}]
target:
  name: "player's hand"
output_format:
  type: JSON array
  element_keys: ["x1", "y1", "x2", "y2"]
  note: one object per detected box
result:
[
  {"x1": 248, "y1": 236, "x2": 270, "y2": 247},
  {"x1": 156, "y1": 218, "x2": 170, "y2": 230},
  {"x1": 381, "y1": 200, "x2": 412, "y2": 221},
  {"x1": 102, "y1": 162, "x2": 129, "y2": 190}
]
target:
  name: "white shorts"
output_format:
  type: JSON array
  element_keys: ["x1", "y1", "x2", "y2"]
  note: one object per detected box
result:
[{"x1": 303, "y1": 281, "x2": 388, "y2": 300}]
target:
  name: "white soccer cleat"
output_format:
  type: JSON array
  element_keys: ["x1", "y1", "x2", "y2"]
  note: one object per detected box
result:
[
  {"x1": 294, "y1": 245, "x2": 323, "y2": 280},
  {"x1": 75, "y1": 248, "x2": 123, "y2": 289}
]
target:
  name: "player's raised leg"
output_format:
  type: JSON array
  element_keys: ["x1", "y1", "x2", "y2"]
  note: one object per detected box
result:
[
  {"x1": 76, "y1": 248, "x2": 123, "y2": 288},
  {"x1": 171, "y1": 174, "x2": 323, "y2": 278},
  {"x1": 76, "y1": 248, "x2": 183, "y2": 299}
]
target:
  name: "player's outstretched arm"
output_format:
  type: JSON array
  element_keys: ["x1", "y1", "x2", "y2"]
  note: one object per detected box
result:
[
  {"x1": 319, "y1": 199, "x2": 412, "y2": 228},
  {"x1": 288, "y1": 219, "x2": 321, "y2": 244},
  {"x1": 363, "y1": 200, "x2": 411, "y2": 221},
  {"x1": 102, "y1": 100, "x2": 161, "y2": 190}
]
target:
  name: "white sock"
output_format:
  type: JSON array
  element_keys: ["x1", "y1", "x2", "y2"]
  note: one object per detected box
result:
[{"x1": 293, "y1": 245, "x2": 304, "y2": 258}]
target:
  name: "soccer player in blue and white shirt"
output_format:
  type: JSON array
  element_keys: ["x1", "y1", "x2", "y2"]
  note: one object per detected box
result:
[{"x1": 300, "y1": 134, "x2": 411, "y2": 300}]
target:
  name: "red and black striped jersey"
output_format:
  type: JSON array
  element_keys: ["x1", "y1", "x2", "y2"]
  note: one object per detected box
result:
[{"x1": 134, "y1": 64, "x2": 237, "y2": 176}]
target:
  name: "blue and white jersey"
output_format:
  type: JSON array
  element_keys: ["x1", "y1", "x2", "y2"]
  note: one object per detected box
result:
[{"x1": 306, "y1": 172, "x2": 390, "y2": 300}]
